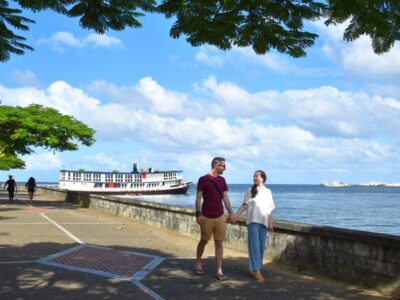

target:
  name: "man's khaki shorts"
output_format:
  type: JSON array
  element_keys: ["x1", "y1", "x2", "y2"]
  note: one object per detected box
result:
[{"x1": 201, "y1": 214, "x2": 226, "y2": 241}]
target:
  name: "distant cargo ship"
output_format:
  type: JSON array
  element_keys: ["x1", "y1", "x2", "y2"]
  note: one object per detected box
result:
[
  {"x1": 359, "y1": 182, "x2": 400, "y2": 187},
  {"x1": 321, "y1": 181, "x2": 351, "y2": 187},
  {"x1": 59, "y1": 163, "x2": 191, "y2": 195}
]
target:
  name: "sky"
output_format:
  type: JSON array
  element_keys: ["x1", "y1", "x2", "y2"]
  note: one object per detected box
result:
[{"x1": 1, "y1": 8, "x2": 400, "y2": 184}]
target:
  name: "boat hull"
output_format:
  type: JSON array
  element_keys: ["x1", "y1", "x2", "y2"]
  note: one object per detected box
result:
[{"x1": 60, "y1": 183, "x2": 192, "y2": 195}]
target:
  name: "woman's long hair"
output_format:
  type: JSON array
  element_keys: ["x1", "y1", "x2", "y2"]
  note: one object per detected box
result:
[{"x1": 251, "y1": 170, "x2": 267, "y2": 198}]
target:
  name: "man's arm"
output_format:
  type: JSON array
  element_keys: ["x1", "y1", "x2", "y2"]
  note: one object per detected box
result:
[
  {"x1": 195, "y1": 190, "x2": 205, "y2": 225},
  {"x1": 222, "y1": 191, "x2": 233, "y2": 213},
  {"x1": 222, "y1": 191, "x2": 236, "y2": 222},
  {"x1": 195, "y1": 190, "x2": 202, "y2": 212}
]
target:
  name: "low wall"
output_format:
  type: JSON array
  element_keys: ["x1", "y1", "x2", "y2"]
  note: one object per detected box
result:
[{"x1": 38, "y1": 187, "x2": 400, "y2": 297}]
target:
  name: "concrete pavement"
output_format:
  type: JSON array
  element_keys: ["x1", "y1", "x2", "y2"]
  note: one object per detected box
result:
[{"x1": 0, "y1": 190, "x2": 391, "y2": 299}]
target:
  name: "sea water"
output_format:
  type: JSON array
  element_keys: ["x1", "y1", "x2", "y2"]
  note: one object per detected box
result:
[{"x1": 121, "y1": 184, "x2": 400, "y2": 236}]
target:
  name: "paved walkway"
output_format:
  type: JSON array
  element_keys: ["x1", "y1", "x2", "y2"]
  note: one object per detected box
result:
[{"x1": 0, "y1": 190, "x2": 391, "y2": 300}]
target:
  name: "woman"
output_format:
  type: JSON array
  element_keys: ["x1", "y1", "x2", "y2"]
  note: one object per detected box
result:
[
  {"x1": 233, "y1": 170, "x2": 275, "y2": 282},
  {"x1": 25, "y1": 177, "x2": 37, "y2": 202}
]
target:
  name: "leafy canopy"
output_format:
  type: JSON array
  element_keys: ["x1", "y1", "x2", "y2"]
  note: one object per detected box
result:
[
  {"x1": 0, "y1": 104, "x2": 95, "y2": 170},
  {"x1": 1, "y1": 0, "x2": 400, "y2": 62}
]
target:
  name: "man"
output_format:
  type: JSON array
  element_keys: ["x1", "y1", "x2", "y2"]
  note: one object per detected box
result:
[
  {"x1": 4, "y1": 175, "x2": 17, "y2": 202},
  {"x1": 195, "y1": 157, "x2": 236, "y2": 281}
]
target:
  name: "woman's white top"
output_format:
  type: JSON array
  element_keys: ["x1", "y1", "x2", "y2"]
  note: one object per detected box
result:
[{"x1": 243, "y1": 185, "x2": 275, "y2": 227}]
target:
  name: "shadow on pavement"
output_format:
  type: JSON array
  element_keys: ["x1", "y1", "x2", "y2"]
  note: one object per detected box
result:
[
  {"x1": 0, "y1": 241, "x2": 389, "y2": 300},
  {"x1": 145, "y1": 257, "x2": 389, "y2": 300}
]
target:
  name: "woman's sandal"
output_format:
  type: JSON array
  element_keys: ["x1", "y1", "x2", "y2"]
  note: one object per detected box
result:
[
  {"x1": 215, "y1": 273, "x2": 226, "y2": 281},
  {"x1": 249, "y1": 271, "x2": 265, "y2": 282}
]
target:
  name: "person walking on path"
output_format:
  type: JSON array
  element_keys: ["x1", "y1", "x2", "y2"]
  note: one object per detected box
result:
[
  {"x1": 195, "y1": 157, "x2": 236, "y2": 281},
  {"x1": 232, "y1": 170, "x2": 275, "y2": 282},
  {"x1": 25, "y1": 177, "x2": 37, "y2": 202},
  {"x1": 4, "y1": 175, "x2": 17, "y2": 202}
]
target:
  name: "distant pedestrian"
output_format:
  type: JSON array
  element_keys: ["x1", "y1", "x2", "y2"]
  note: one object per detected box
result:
[
  {"x1": 4, "y1": 175, "x2": 17, "y2": 202},
  {"x1": 25, "y1": 177, "x2": 37, "y2": 202},
  {"x1": 232, "y1": 170, "x2": 275, "y2": 282},
  {"x1": 195, "y1": 157, "x2": 236, "y2": 281}
]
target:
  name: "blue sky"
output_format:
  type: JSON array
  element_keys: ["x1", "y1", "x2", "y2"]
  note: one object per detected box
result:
[{"x1": 1, "y1": 8, "x2": 400, "y2": 184}]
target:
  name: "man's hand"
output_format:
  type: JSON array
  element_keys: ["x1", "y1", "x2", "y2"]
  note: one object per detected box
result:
[
  {"x1": 196, "y1": 215, "x2": 205, "y2": 225},
  {"x1": 228, "y1": 212, "x2": 237, "y2": 224}
]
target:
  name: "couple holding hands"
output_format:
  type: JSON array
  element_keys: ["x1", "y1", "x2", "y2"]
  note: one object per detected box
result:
[{"x1": 195, "y1": 157, "x2": 275, "y2": 282}]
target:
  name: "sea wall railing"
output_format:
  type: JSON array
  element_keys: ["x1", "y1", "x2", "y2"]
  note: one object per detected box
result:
[{"x1": 38, "y1": 187, "x2": 400, "y2": 298}]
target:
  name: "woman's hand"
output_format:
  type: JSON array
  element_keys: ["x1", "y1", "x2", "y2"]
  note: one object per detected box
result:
[{"x1": 268, "y1": 222, "x2": 273, "y2": 233}]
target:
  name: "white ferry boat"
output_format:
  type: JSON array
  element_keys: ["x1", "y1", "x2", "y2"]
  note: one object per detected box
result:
[
  {"x1": 59, "y1": 163, "x2": 191, "y2": 195},
  {"x1": 321, "y1": 181, "x2": 351, "y2": 187}
]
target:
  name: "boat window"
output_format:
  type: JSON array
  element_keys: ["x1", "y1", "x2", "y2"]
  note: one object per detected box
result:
[
  {"x1": 84, "y1": 173, "x2": 91, "y2": 182},
  {"x1": 105, "y1": 174, "x2": 113, "y2": 182},
  {"x1": 115, "y1": 174, "x2": 123, "y2": 182},
  {"x1": 73, "y1": 172, "x2": 81, "y2": 181}
]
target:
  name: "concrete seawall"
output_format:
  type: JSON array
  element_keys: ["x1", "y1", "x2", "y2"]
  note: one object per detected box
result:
[{"x1": 38, "y1": 187, "x2": 400, "y2": 297}]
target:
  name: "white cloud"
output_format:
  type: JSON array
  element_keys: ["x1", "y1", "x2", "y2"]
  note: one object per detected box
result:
[
  {"x1": 314, "y1": 20, "x2": 400, "y2": 81},
  {"x1": 87, "y1": 80, "x2": 144, "y2": 106},
  {"x1": 85, "y1": 33, "x2": 123, "y2": 47},
  {"x1": 137, "y1": 77, "x2": 186, "y2": 115},
  {"x1": 197, "y1": 76, "x2": 277, "y2": 117},
  {"x1": 194, "y1": 78, "x2": 400, "y2": 139},
  {"x1": 2, "y1": 77, "x2": 400, "y2": 141},
  {"x1": 37, "y1": 31, "x2": 123, "y2": 52},
  {"x1": 194, "y1": 46, "x2": 327, "y2": 77},
  {"x1": 342, "y1": 37, "x2": 400, "y2": 79},
  {"x1": 366, "y1": 84, "x2": 400, "y2": 99},
  {"x1": 384, "y1": 98, "x2": 400, "y2": 110},
  {"x1": 195, "y1": 47, "x2": 225, "y2": 68},
  {"x1": 194, "y1": 46, "x2": 289, "y2": 73},
  {"x1": 1, "y1": 78, "x2": 400, "y2": 177},
  {"x1": 25, "y1": 152, "x2": 62, "y2": 170},
  {"x1": 83, "y1": 153, "x2": 123, "y2": 170},
  {"x1": 88, "y1": 77, "x2": 187, "y2": 116},
  {"x1": 37, "y1": 32, "x2": 81, "y2": 51},
  {"x1": 12, "y1": 70, "x2": 41, "y2": 88},
  {"x1": 233, "y1": 47, "x2": 287, "y2": 72}
]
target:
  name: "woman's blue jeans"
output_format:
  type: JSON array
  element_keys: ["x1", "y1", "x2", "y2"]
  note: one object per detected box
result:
[{"x1": 247, "y1": 222, "x2": 268, "y2": 271}]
